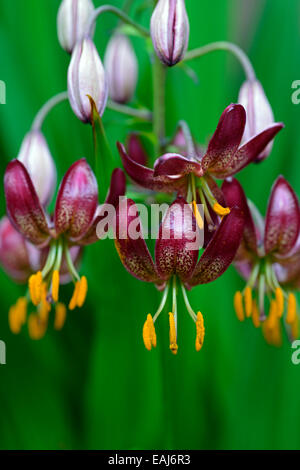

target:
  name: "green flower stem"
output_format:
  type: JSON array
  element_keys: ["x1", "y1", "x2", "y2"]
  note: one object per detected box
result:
[
  {"x1": 31, "y1": 91, "x2": 68, "y2": 132},
  {"x1": 86, "y1": 5, "x2": 149, "y2": 38},
  {"x1": 184, "y1": 41, "x2": 256, "y2": 82},
  {"x1": 107, "y1": 100, "x2": 152, "y2": 121},
  {"x1": 152, "y1": 55, "x2": 166, "y2": 155}
]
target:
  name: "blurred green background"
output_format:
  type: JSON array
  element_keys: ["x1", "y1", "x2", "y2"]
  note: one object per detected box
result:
[{"x1": 0, "y1": 0, "x2": 299, "y2": 450}]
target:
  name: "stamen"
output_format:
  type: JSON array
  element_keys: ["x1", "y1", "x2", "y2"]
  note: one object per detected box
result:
[
  {"x1": 9, "y1": 306, "x2": 20, "y2": 334},
  {"x1": 28, "y1": 274, "x2": 38, "y2": 306},
  {"x1": 147, "y1": 314, "x2": 157, "y2": 348},
  {"x1": 275, "y1": 287, "x2": 284, "y2": 318},
  {"x1": 16, "y1": 297, "x2": 27, "y2": 325},
  {"x1": 244, "y1": 286, "x2": 252, "y2": 318},
  {"x1": 192, "y1": 200, "x2": 204, "y2": 229},
  {"x1": 252, "y1": 300, "x2": 260, "y2": 328},
  {"x1": 34, "y1": 271, "x2": 43, "y2": 306},
  {"x1": 286, "y1": 293, "x2": 297, "y2": 324},
  {"x1": 142, "y1": 314, "x2": 156, "y2": 351},
  {"x1": 291, "y1": 315, "x2": 299, "y2": 341},
  {"x1": 213, "y1": 202, "x2": 231, "y2": 217},
  {"x1": 28, "y1": 313, "x2": 47, "y2": 340},
  {"x1": 267, "y1": 300, "x2": 278, "y2": 330},
  {"x1": 54, "y1": 303, "x2": 67, "y2": 330},
  {"x1": 195, "y1": 311, "x2": 205, "y2": 351},
  {"x1": 69, "y1": 281, "x2": 80, "y2": 310},
  {"x1": 39, "y1": 283, "x2": 51, "y2": 322},
  {"x1": 77, "y1": 276, "x2": 88, "y2": 307},
  {"x1": 169, "y1": 312, "x2": 178, "y2": 355},
  {"x1": 51, "y1": 270, "x2": 60, "y2": 303},
  {"x1": 234, "y1": 291, "x2": 244, "y2": 321}
]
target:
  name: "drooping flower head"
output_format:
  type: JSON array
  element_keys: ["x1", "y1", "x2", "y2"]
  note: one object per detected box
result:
[
  {"x1": 118, "y1": 104, "x2": 283, "y2": 242},
  {"x1": 4, "y1": 158, "x2": 125, "y2": 338},
  {"x1": 223, "y1": 177, "x2": 300, "y2": 346},
  {"x1": 115, "y1": 196, "x2": 245, "y2": 354}
]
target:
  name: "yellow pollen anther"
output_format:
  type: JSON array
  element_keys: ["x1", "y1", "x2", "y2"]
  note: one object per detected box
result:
[
  {"x1": 195, "y1": 311, "x2": 205, "y2": 351},
  {"x1": 28, "y1": 313, "x2": 47, "y2": 340},
  {"x1": 286, "y1": 293, "x2": 297, "y2": 325},
  {"x1": 34, "y1": 271, "x2": 43, "y2": 305},
  {"x1": 28, "y1": 274, "x2": 37, "y2": 306},
  {"x1": 68, "y1": 281, "x2": 80, "y2": 310},
  {"x1": 251, "y1": 300, "x2": 261, "y2": 328},
  {"x1": 142, "y1": 314, "x2": 156, "y2": 351},
  {"x1": 51, "y1": 270, "x2": 60, "y2": 303},
  {"x1": 267, "y1": 300, "x2": 278, "y2": 330},
  {"x1": 291, "y1": 316, "x2": 299, "y2": 341},
  {"x1": 275, "y1": 287, "x2": 284, "y2": 318},
  {"x1": 234, "y1": 291, "x2": 244, "y2": 322},
  {"x1": 77, "y1": 276, "x2": 88, "y2": 308},
  {"x1": 169, "y1": 312, "x2": 178, "y2": 355},
  {"x1": 192, "y1": 200, "x2": 204, "y2": 229},
  {"x1": 244, "y1": 286, "x2": 253, "y2": 318},
  {"x1": 54, "y1": 303, "x2": 67, "y2": 330},
  {"x1": 213, "y1": 203, "x2": 231, "y2": 217}
]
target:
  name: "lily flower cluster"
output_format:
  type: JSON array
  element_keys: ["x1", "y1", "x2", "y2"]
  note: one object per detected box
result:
[{"x1": 1, "y1": 0, "x2": 298, "y2": 354}]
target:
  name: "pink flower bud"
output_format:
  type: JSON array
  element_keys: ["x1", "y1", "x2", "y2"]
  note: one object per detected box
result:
[
  {"x1": 238, "y1": 80, "x2": 275, "y2": 162},
  {"x1": 17, "y1": 131, "x2": 56, "y2": 207},
  {"x1": 150, "y1": 0, "x2": 189, "y2": 67},
  {"x1": 68, "y1": 37, "x2": 108, "y2": 123},
  {"x1": 104, "y1": 34, "x2": 138, "y2": 104},
  {"x1": 57, "y1": 0, "x2": 95, "y2": 54}
]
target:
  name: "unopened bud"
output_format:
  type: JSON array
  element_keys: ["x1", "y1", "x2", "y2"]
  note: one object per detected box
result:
[
  {"x1": 150, "y1": 0, "x2": 189, "y2": 67},
  {"x1": 18, "y1": 131, "x2": 56, "y2": 207},
  {"x1": 68, "y1": 37, "x2": 108, "y2": 123},
  {"x1": 238, "y1": 80, "x2": 275, "y2": 162},
  {"x1": 104, "y1": 34, "x2": 138, "y2": 104},
  {"x1": 57, "y1": 0, "x2": 95, "y2": 54}
]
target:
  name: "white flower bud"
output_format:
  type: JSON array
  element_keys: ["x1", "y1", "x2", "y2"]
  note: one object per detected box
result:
[
  {"x1": 104, "y1": 34, "x2": 138, "y2": 104},
  {"x1": 17, "y1": 131, "x2": 57, "y2": 207},
  {"x1": 67, "y1": 37, "x2": 108, "y2": 123},
  {"x1": 238, "y1": 80, "x2": 275, "y2": 162},
  {"x1": 150, "y1": 0, "x2": 189, "y2": 67},
  {"x1": 57, "y1": 0, "x2": 95, "y2": 54}
]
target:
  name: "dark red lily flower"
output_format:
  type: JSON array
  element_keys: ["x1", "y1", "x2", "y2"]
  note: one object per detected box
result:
[
  {"x1": 117, "y1": 103, "x2": 283, "y2": 236},
  {"x1": 222, "y1": 176, "x2": 300, "y2": 346},
  {"x1": 4, "y1": 158, "x2": 126, "y2": 338},
  {"x1": 115, "y1": 195, "x2": 244, "y2": 354}
]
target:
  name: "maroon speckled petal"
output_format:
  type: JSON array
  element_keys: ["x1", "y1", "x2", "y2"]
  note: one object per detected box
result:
[
  {"x1": 54, "y1": 159, "x2": 98, "y2": 241},
  {"x1": 115, "y1": 198, "x2": 160, "y2": 283},
  {"x1": 4, "y1": 160, "x2": 50, "y2": 246},
  {"x1": 154, "y1": 154, "x2": 202, "y2": 177},
  {"x1": 78, "y1": 168, "x2": 126, "y2": 246},
  {"x1": 155, "y1": 197, "x2": 199, "y2": 282},
  {"x1": 188, "y1": 207, "x2": 245, "y2": 285},
  {"x1": 127, "y1": 134, "x2": 148, "y2": 166},
  {"x1": 117, "y1": 142, "x2": 187, "y2": 194},
  {"x1": 264, "y1": 176, "x2": 300, "y2": 255},
  {"x1": 201, "y1": 104, "x2": 246, "y2": 172},
  {"x1": 222, "y1": 178, "x2": 258, "y2": 255},
  {"x1": 209, "y1": 124, "x2": 283, "y2": 179}
]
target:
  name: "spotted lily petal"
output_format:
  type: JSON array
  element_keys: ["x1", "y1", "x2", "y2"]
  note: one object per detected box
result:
[
  {"x1": 4, "y1": 160, "x2": 50, "y2": 246},
  {"x1": 188, "y1": 207, "x2": 244, "y2": 286},
  {"x1": 264, "y1": 176, "x2": 300, "y2": 255},
  {"x1": 55, "y1": 159, "x2": 98, "y2": 241},
  {"x1": 117, "y1": 142, "x2": 187, "y2": 193},
  {"x1": 201, "y1": 104, "x2": 246, "y2": 172},
  {"x1": 155, "y1": 197, "x2": 199, "y2": 282},
  {"x1": 209, "y1": 124, "x2": 283, "y2": 179},
  {"x1": 154, "y1": 153, "x2": 202, "y2": 177},
  {"x1": 78, "y1": 168, "x2": 126, "y2": 246},
  {"x1": 115, "y1": 198, "x2": 160, "y2": 283},
  {"x1": 222, "y1": 178, "x2": 258, "y2": 254}
]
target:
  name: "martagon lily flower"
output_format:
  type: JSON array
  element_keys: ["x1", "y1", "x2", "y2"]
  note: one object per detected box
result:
[
  {"x1": 4, "y1": 158, "x2": 125, "y2": 338},
  {"x1": 222, "y1": 176, "x2": 300, "y2": 346},
  {"x1": 115, "y1": 195, "x2": 245, "y2": 354},
  {"x1": 117, "y1": 103, "x2": 283, "y2": 234}
]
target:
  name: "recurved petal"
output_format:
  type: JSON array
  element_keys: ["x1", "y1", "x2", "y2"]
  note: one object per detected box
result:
[
  {"x1": 201, "y1": 104, "x2": 246, "y2": 172},
  {"x1": 115, "y1": 198, "x2": 159, "y2": 283},
  {"x1": 127, "y1": 134, "x2": 148, "y2": 166},
  {"x1": 222, "y1": 178, "x2": 258, "y2": 254},
  {"x1": 154, "y1": 153, "x2": 202, "y2": 177},
  {"x1": 188, "y1": 207, "x2": 244, "y2": 286},
  {"x1": 209, "y1": 123, "x2": 283, "y2": 179},
  {"x1": 155, "y1": 197, "x2": 199, "y2": 282},
  {"x1": 264, "y1": 176, "x2": 300, "y2": 255},
  {"x1": 117, "y1": 142, "x2": 187, "y2": 194},
  {"x1": 54, "y1": 159, "x2": 98, "y2": 241},
  {"x1": 4, "y1": 160, "x2": 50, "y2": 246}
]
